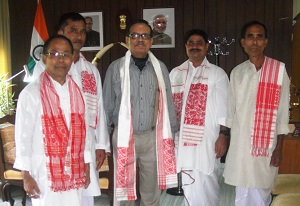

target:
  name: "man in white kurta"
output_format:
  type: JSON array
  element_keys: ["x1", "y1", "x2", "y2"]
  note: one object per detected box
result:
[
  {"x1": 14, "y1": 35, "x2": 91, "y2": 206},
  {"x1": 170, "y1": 29, "x2": 230, "y2": 206},
  {"x1": 223, "y1": 21, "x2": 290, "y2": 206},
  {"x1": 32, "y1": 12, "x2": 110, "y2": 206}
]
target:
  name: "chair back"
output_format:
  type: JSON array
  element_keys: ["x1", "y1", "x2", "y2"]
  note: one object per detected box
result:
[{"x1": 0, "y1": 115, "x2": 16, "y2": 179}]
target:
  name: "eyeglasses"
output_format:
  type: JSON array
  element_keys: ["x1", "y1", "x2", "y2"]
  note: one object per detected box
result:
[
  {"x1": 45, "y1": 52, "x2": 72, "y2": 59},
  {"x1": 155, "y1": 21, "x2": 167, "y2": 25},
  {"x1": 128, "y1": 33, "x2": 152, "y2": 40},
  {"x1": 186, "y1": 41, "x2": 206, "y2": 47}
]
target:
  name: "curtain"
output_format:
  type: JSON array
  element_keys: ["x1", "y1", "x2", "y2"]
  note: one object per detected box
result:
[{"x1": 0, "y1": 0, "x2": 11, "y2": 77}]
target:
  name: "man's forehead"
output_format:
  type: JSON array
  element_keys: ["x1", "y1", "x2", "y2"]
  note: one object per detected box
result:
[
  {"x1": 189, "y1": 35, "x2": 205, "y2": 41},
  {"x1": 66, "y1": 19, "x2": 85, "y2": 27},
  {"x1": 245, "y1": 25, "x2": 265, "y2": 35},
  {"x1": 154, "y1": 17, "x2": 166, "y2": 22}
]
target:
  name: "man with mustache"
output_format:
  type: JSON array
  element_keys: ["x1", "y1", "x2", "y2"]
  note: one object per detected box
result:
[
  {"x1": 32, "y1": 12, "x2": 110, "y2": 206},
  {"x1": 103, "y1": 19, "x2": 178, "y2": 206},
  {"x1": 14, "y1": 34, "x2": 91, "y2": 206},
  {"x1": 223, "y1": 20, "x2": 290, "y2": 206},
  {"x1": 152, "y1": 14, "x2": 172, "y2": 45},
  {"x1": 169, "y1": 29, "x2": 230, "y2": 206}
]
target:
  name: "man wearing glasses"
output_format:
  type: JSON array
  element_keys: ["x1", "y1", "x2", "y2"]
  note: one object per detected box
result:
[
  {"x1": 103, "y1": 19, "x2": 178, "y2": 206},
  {"x1": 152, "y1": 14, "x2": 172, "y2": 45},
  {"x1": 14, "y1": 35, "x2": 91, "y2": 206},
  {"x1": 170, "y1": 29, "x2": 230, "y2": 206},
  {"x1": 32, "y1": 12, "x2": 110, "y2": 206}
]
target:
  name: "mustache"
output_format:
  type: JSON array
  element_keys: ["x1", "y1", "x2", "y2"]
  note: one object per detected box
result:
[
  {"x1": 135, "y1": 41, "x2": 146, "y2": 46},
  {"x1": 73, "y1": 39, "x2": 83, "y2": 44},
  {"x1": 189, "y1": 48, "x2": 201, "y2": 52},
  {"x1": 55, "y1": 63, "x2": 68, "y2": 69}
]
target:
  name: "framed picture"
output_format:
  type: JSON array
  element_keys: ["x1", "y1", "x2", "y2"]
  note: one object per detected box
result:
[
  {"x1": 80, "y1": 12, "x2": 104, "y2": 51},
  {"x1": 143, "y1": 8, "x2": 175, "y2": 48}
]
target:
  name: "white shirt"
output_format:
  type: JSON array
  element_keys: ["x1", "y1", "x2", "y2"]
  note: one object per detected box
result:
[{"x1": 170, "y1": 58, "x2": 229, "y2": 174}]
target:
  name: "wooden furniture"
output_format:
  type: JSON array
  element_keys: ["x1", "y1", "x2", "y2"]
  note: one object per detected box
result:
[
  {"x1": 0, "y1": 115, "x2": 26, "y2": 206},
  {"x1": 279, "y1": 135, "x2": 300, "y2": 174},
  {"x1": 272, "y1": 174, "x2": 300, "y2": 195},
  {"x1": 271, "y1": 193, "x2": 300, "y2": 206},
  {"x1": 99, "y1": 155, "x2": 113, "y2": 205}
]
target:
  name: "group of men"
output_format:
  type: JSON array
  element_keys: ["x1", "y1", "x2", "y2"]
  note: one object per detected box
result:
[{"x1": 13, "y1": 11, "x2": 289, "y2": 206}]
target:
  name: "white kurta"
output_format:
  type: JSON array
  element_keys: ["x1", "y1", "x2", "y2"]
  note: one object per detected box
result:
[
  {"x1": 14, "y1": 77, "x2": 92, "y2": 206},
  {"x1": 223, "y1": 59, "x2": 290, "y2": 189},
  {"x1": 69, "y1": 54, "x2": 110, "y2": 196},
  {"x1": 31, "y1": 55, "x2": 110, "y2": 197},
  {"x1": 170, "y1": 59, "x2": 229, "y2": 206},
  {"x1": 170, "y1": 59, "x2": 229, "y2": 174}
]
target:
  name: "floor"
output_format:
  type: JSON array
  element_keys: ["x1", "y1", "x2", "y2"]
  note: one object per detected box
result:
[{"x1": 1, "y1": 165, "x2": 236, "y2": 206}]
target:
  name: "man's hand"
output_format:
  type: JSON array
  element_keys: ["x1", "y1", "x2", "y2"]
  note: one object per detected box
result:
[
  {"x1": 84, "y1": 163, "x2": 91, "y2": 189},
  {"x1": 215, "y1": 134, "x2": 229, "y2": 159},
  {"x1": 270, "y1": 147, "x2": 283, "y2": 167},
  {"x1": 270, "y1": 134, "x2": 284, "y2": 167},
  {"x1": 96, "y1": 149, "x2": 106, "y2": 171},
  {"x1": 22, "y1": 171, "x2": 40, "y2": 199}
]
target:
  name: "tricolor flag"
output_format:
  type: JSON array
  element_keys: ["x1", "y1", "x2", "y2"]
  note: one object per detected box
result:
[{"x1": 28, "y1": 0, "x2": 48, "y2": 74}]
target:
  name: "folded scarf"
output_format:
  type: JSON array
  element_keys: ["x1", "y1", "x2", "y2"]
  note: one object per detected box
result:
[
  {"x1": 40, "y1": 71, "x2": 86, "y2": 192},
  {"x1": 116, "y1": 50, "x2": 177, "y2": 201},
  {"x1": 251, "y1": 57, "x2": 284, "y2": 156},
  {"x1": 79, "y1": 53, "x2": 98, "y2": 129},
  {"x1": 172, "y1": 59, "x2": 209, "y2": 146}
]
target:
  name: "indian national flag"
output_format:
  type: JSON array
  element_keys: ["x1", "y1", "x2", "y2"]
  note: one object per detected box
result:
[{"x1": 28, "y1": 0, "x2": 48, "y2": 73}]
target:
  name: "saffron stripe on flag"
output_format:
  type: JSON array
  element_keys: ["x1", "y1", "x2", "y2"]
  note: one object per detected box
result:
[{"x1": 28, "y1": 0, "x2": 48, "y2": 73}]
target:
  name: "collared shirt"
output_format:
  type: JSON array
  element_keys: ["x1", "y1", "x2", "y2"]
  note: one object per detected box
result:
[{"x1": 103, "y1": 55, "x2": 178, "y2": 134}]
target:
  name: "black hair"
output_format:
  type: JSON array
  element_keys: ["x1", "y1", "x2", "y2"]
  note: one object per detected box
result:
[
  {"x1": 241, "y1": 20, "x2": 268, "y2": 38},
  {"x1": 43, "y1": 34, "x2": 74, "y2": 54},
  {"x1": 184, "y1": 29, "x2": 209, "y2": 44},
  {"x1": 58, "y1": 12, "x2": 85, "y2": 31},
  {"x1": 126, "y1": 19, "x2": 153, "y2": 37}
]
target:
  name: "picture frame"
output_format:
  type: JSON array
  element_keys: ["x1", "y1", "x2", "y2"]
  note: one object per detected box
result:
[
  {"x1": 80, "y1": 12, "x2": 104, "y2": 51},
  {"x1": 143, "y1": 8, "x2": 175, "y2": 48}
]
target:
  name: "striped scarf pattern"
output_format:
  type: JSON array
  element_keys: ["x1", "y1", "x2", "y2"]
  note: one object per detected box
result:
[
  {"x1": 116, "y1": 51, "x2": 177, "y2": 201},
  {"x1": 40, "y1": 72, "x2": 86, "y2": 192},
  {"x1": 251, "y1": 57, "x2": 284, "y2": 156}
]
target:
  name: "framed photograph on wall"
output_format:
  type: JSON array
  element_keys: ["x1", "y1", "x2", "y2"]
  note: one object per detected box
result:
[
  {"x1": 143, "y1": 8, "x2": 175, "y2": 48},
  {"x1": 80, "y1": 12, "x2": 104, "y2": 51}
]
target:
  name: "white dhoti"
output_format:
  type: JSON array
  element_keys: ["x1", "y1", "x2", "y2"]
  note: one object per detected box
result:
[
  {"x1": 235, "y1": 187, "x2": 272, "y2": 206},
  {"x1": 182, "y1": 159, "x2": 220, "y2": 206}
]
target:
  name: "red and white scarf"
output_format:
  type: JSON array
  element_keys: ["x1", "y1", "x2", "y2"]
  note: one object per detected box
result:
[
  {"x1": 40, "y1": 71, "x2": 86, "y2": 192},
  {"x1": 79, "y1": 53, "x2": 98, "y2": 129},
  {"x1": 251, "y1": 57, "x2": 284, "y2": 156},
  {"x1": 172, "y1": 59, "x2": 209, "y2": 146},
  {"x1": 116, "y1": 51, "x2": 177, "y2": 201}
]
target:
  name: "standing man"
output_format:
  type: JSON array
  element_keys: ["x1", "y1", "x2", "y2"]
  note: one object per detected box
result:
[
  {"x1": 103, "y1": 19, "x2": 178, "y2": 206},
  {"x1": 223, "y1": 20, "x2": 290, "y2": 206},
  {"x1": 32, "y1": 12, "x2": 110, "y2": 206},
  {"x1": 170, "y1": 29, "x2": 230, "y2": 206},
  {"x1": 152, "y1": 14, "x2": 172, "y2": 45},
  {"x1": 14, "y1": 35, "x2": 91, "y2": 206},
  {"x1": 84, "y1": 16, "x2": 100, "y2": 47}
]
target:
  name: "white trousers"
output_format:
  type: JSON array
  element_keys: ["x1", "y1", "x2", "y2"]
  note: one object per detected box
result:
[
  {"x1": 235, "y1": 187, "x2": 272, "y2": 206},
  {"x1": 82, "y1": 196, "x2": 94, "y2": 206},
  {"x1": 182, "y1": 159, "x2": 220, "y2": 206}
]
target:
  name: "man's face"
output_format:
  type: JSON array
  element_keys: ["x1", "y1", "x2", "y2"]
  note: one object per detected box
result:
[
  {"x1": 185, "y1": 34, "x2": 209, "y2": 63},
  {"x1": 43, "y1": 38, "x2": 73, "y2": 84},
  {"x1": 126, "y1": 23, "x2": 153, "y2": 58},
  {"x1": 58, "y1": 19, "x2": 86, "y2": 52},
  {"x1": 153, "y1": 17, "x2": 167, "y2": 33},
  {"x1": 241, "y1": 24, "x2": 268, "y2": 58},
  {"x1": 85, "y1": 17, "x2": 93, "y2": 32}
]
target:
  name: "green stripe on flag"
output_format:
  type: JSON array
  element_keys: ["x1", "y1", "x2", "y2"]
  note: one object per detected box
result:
[{"x1": 28, "y1": 56, "x2": 36, "y2": 74}]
